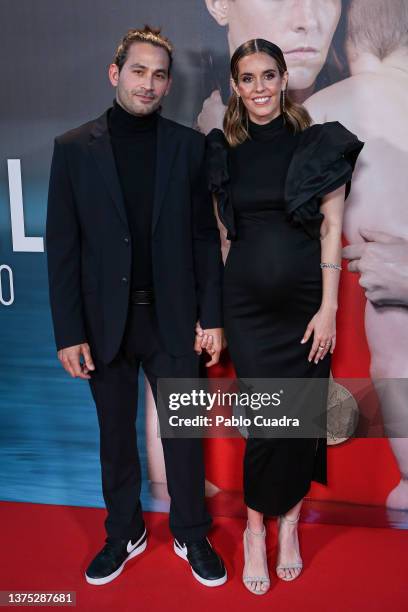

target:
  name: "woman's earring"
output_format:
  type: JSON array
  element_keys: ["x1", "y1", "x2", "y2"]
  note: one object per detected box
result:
[
  {"x1": 281, "y1": 89, "x2": 286, "y2": 113},
  {"x1": 231, "y1": 80, "x2": 240, "y2": 98}
]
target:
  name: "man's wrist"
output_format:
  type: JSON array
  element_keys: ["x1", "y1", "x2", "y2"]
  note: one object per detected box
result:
[{"x1": 199, "y1": 319, "x2": 223, "y2": 330}]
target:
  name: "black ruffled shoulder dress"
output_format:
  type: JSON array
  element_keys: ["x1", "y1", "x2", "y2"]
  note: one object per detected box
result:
[{"x1": 206, "y1": 114, "x2": 364, "y2": 516}]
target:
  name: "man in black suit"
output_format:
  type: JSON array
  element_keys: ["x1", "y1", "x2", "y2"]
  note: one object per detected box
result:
[{"x1": 46, "y1": 26, "x2": 226, "y2": 587}]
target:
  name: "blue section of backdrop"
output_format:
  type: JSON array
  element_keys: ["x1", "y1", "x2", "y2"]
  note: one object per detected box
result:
[{"x1": 0, "y1": 240, "x2": 149, "y2": 510}]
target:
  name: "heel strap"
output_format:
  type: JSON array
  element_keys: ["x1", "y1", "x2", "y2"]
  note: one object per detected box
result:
[
  {"x1": 246, "y1": 522, "x2": 266, "y2": 537},
  {"x1": 279, "y1": 512, "x2": 300, "y2": 524}
]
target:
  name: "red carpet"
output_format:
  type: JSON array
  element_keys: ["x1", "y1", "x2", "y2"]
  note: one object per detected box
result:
[{"x1": 1, "y1": 501, "x2": 407, "y2": 611}]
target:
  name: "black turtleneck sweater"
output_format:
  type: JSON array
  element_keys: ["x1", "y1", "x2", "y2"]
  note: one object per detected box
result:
[
  {"x1": 230, "y1": 113, "x2": 299, "y2": 215},
  {"x1": 108, "y1": 101, "x2": 158, "y2": 291}
]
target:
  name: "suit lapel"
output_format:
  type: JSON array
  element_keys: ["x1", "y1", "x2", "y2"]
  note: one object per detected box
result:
[
  {"x1": 89, "y1": 111, "x2": 129, "y2": 229},
  {"x1": 152, "y1": 116, "x2": 180, "y2": 234}
]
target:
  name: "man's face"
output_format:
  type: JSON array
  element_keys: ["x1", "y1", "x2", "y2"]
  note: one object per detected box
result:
[
  {"x1": 109, "y1": 42, "x2": 172, "y2": 116},
  {"x1": 207, "y1": 0, "x2": 342, "y2": 91}
]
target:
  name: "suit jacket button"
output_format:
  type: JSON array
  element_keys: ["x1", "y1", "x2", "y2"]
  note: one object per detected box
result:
[
  {"x1": 124, "y1": 237, "x2": 129, "y2": 244},
  {"x1": 121, "y1": 276, "x2": 128, "y2": 283}
]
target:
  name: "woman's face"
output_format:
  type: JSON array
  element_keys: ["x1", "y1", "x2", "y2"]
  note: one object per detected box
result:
[
  {"x1": 219, "y1": 0, "x2": 341, "y2": 91},
  {"x1": 232, "y1": 52, "x2": 288, "y2": 124}
]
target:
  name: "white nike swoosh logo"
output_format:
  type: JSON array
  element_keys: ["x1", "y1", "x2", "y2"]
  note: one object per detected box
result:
[{"x1": 127, "y1": 529, "x2": 145, "y2": 553}]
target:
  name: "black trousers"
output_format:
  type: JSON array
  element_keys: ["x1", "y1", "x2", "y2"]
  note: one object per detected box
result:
[{"x1": 88, "y1": 303, "x2": 212, "y2": 543}]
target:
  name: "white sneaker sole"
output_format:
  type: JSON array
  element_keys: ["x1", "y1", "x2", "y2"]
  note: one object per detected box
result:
[
  {"x1": 85, "y1": 531, "x2": 147, "y2": 586},
  {"x1": 173, "y1": 541, "x2": 227, "y2": 587}
]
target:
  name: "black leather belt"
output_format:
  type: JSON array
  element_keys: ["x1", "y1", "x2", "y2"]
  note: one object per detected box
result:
[{"x1": 130, "y1": 288, "x2": 155, "y2": 305}]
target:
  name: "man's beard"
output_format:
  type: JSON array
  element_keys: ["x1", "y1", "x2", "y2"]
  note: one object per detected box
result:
[{"x1": 119, "y1": 90, "x2": 161, "y2": 116}]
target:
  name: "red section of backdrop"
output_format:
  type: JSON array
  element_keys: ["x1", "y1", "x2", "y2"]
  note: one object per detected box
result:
[{"x1": 204, "y1": 250, "x2": 400, "y2": 506}]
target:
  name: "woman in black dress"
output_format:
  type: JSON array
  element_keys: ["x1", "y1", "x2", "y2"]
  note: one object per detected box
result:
[{"x1": 204, "y1": 39, "x2": 363, "y2": 594}]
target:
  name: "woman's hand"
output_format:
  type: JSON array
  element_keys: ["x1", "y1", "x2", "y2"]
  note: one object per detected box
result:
[{"x1": 301, "y1": 306, "x2": 337, "y2": 363}]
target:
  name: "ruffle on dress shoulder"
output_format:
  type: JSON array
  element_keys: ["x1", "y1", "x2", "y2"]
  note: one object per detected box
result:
[
  {"x1": 284, "y1": 121, "x2": 364, "y2": 239},
  {"x1": 205, "y1": 128, "x2": 236, "y2": 240}
]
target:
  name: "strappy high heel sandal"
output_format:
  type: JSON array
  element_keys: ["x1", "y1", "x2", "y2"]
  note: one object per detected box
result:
[
  {"x1": 276, "y1": 513, "x2": 303, "y2": 581},
  {"x1": 242, "y1": 522, "x2": 271, "y2": 595}
]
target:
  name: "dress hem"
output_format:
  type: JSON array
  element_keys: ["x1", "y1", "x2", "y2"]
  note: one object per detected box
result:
[{"x1": 244, "y1": 476, "x2": 327, "y2": 518}]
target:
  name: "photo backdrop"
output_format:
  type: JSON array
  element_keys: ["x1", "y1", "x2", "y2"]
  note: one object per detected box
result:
[{"x1": 0, "y1": 0, "x2": 404, "y2": 515}]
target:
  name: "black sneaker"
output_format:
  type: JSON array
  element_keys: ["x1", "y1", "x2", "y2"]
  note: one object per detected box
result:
[
  {"x1": 174, "y1": 537, "x2": 227, "y2": 587},
  {"x1": 85, "y1": 527, "x2": 147, "y2": 585}
]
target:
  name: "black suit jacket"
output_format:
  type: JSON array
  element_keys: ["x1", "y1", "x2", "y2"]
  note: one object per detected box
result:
[{"x1": 46, "y1": 110, "x2": 223, "y2": 363}]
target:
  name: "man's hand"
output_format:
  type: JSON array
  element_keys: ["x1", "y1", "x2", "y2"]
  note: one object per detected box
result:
[
  {"x1": 194, "y1": 321, "x2": 224, "y2": 367},
  {"x1": 196, "y1": 90, "x2": 226, "y2": 135},
  {"x1": 57, "y1": 342, "x2": 95, "y2": 379},
  {"x1": 343, "y1": 229, "x2": 408, "y2": 306}
]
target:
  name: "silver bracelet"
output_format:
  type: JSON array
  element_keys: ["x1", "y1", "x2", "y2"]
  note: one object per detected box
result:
[{"x1": 320, "y1": 262, "x2": 342, "y2": 271}]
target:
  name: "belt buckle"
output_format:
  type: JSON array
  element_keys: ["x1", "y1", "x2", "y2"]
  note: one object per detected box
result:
[{"x1": 131, "y1": 289, "x2": 154, "y2": 305}]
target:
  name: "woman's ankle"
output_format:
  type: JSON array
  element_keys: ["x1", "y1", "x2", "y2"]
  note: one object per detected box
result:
[
  {"x1": 246, "y1": 521, "x2": 266, "y2": 537},
  {"x1": 280, "y1": 512, "x2": 300, "y2": 525},
  {"x1": 247, "y1": 508, "x2": 265, "y2": 535}
]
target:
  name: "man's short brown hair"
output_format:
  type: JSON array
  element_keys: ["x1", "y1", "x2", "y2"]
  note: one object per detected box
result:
[{"x1": 113, "y1": 25, "x2": 173, "y2": 73}]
